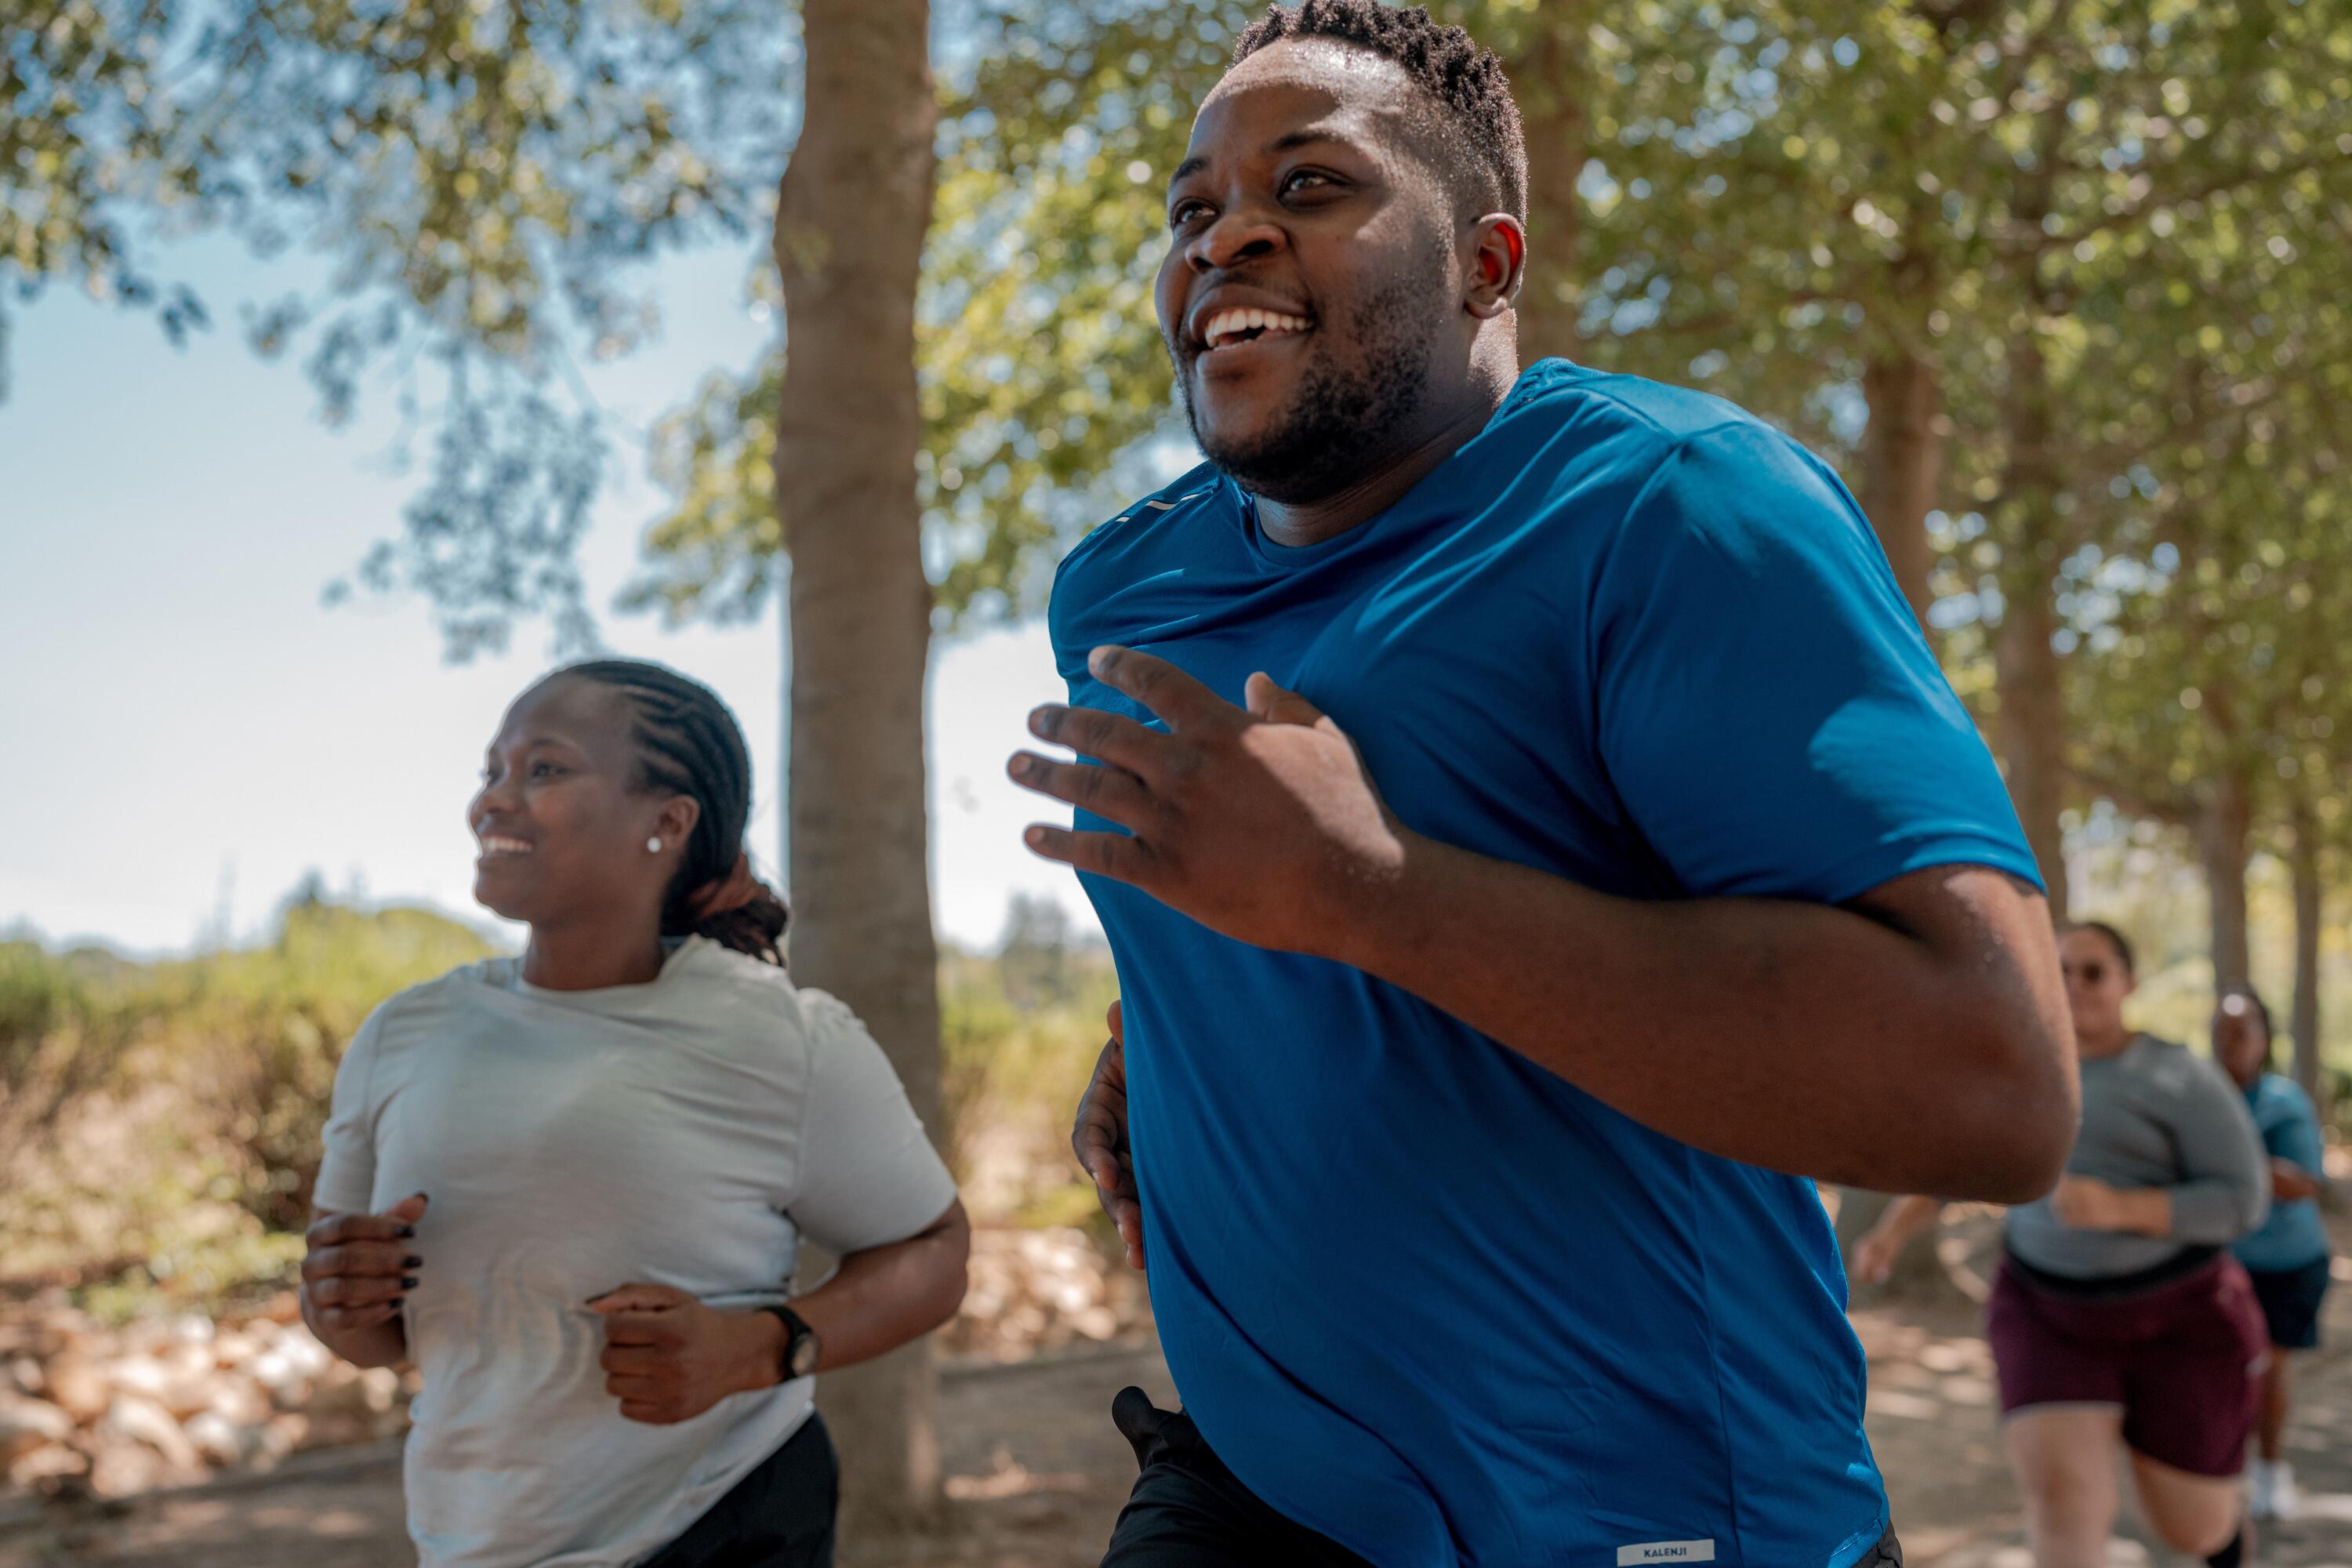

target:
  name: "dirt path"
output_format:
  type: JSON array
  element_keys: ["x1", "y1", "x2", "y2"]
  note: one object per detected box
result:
[{"x1": 5, "y1": 1291, "x2": 2346, "y2": 1568}]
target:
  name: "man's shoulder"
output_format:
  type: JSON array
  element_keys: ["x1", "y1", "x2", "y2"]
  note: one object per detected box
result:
[
  {"x1": 1486, "y1": 364, "x2": 1797, "y2": 465},
  {"x1": 1058, "y1": 463, "x2": 1230, "y2": 577},
  {"x1": 1500, "y1": 358, "x2": 1768, "y2": 448},
  {"x1": 1048, "y1": 463, "x2": 1233, "y2": 654},
  {"x1": 1489, "y1": 361, "x2": 1840, "y2": 522}
]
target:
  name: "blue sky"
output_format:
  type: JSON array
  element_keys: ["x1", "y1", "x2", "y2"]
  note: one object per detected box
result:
[{"x1": 0, "y1": 233, "x2": 1114, "y2": 957}]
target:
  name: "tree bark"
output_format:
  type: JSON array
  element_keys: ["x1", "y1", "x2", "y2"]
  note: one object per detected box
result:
[
  {"x1": 1510, "y1": 8, "x2": 1585, "y2": 366},
  {"x1": 1993, "y1": 579, "x2": 2069, "y2": 916},
  {"x1": 1860, "y1": 352, "x2": 1944, "y2": 629},
  {"x1": 2290, "y1": 793, "x2": 2325, "y2": 1106},
  {"x1": 1987, "y1": 107, "x2": 2071, "y2": 916},
  {"x1": 772, "y1": 0, "x2": 944, "y2": 1537},
  {"x1": 2199, "y1": 764, "x2": 2253, "y2": 994}
]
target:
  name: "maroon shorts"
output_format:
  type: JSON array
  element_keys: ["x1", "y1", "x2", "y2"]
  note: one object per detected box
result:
[{"x1": 1987, "y1": 1254, "x2": 2267, "y2": 1478}]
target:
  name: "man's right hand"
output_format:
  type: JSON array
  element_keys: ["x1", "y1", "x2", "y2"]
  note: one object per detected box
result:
[
  {"x1": 301, "y1": 1192, "x2": 428, "y2": 1331},
  {"x1": 1073, "y1": 1000, "x2": 1145, "y2": 1270}
]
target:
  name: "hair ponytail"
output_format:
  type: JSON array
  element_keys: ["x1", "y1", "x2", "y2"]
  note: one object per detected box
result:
[{"x1": 559, "y1": 659, "x2": 791, "y2": 967}]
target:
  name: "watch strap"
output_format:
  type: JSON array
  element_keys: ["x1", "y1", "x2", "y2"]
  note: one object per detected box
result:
[{"x1": 760, "y1": 1304, "x2": 818, "y2": 1380}]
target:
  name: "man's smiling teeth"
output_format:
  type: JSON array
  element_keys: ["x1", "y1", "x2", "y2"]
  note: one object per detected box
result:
[
  {"x1": 479, "y1": 836, "x2": 534, "y2": 857},
  {"x1": 1203, "y1": 307, "x2": 1311, "y2": 350}
]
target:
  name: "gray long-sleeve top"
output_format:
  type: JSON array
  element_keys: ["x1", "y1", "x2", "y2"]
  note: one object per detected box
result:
[{"x1": 2006, "y1": 1033, "x2": 2270, "y2": 1280}]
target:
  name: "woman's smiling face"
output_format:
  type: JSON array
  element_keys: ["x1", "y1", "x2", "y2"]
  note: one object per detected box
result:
[{"x1": 466, "y1": 674, "x2": 695, "y2": 930}]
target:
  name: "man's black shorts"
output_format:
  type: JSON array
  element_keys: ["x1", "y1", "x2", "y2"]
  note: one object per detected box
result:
[{"x1": 1097, "y1": 1386, "x2": 1906, "y2": 1568}]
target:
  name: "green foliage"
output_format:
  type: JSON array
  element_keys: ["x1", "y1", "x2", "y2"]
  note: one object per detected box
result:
[
  {"x1": 0, "y1": 0, "x2": 209, "y2": 399},
  {"x1": 4, "y1": 0, "x2": 800, "y2": 657},
  {"x1": 938, "y1": 925, "x2": 1116, "y2": 1193},
  {"x1": 0, "y1": 893, "x2": 497, "y2": 1297}
]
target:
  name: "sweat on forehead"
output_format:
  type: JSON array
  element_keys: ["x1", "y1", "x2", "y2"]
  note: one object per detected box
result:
[{"x1": 1200, "y1": 34, "x2": 1501, "y2": 217}]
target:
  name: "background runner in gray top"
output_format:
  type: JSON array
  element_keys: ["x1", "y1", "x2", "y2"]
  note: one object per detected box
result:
[{"x1": 2006, "y1": 1033, "x2": 2268, "y2": 1279}]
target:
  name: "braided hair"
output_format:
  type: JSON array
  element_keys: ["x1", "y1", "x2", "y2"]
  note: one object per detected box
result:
[{"x1": 561, "y1": 659, "x2": 789, "y2": 966}]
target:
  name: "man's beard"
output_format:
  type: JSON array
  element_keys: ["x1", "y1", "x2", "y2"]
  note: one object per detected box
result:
[{"x1": 1174, "y1": 268, "x2": 1452, "y2": 507}]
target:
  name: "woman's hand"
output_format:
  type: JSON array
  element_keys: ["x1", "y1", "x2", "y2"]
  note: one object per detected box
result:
[
  {"x1": 1848, "y1": 1229, "x2": 1904, "y2": 1287},
  {"x1": 1073, "y1": 1000, "x2": 1145, "y2": 1271},
  {"x1": 2271, "y1": 1157, "x2": 2323, "y2": 1203},
  {"x1": 589, "y1": 1283, "x2": 780, "y2": 1425},
  {"x1": 302, "y1": 1192, "x2": 428, "y2": 1334},
  {"x1": 2050, "y1": 1174, "x2": 2169, "y2": 1235}
]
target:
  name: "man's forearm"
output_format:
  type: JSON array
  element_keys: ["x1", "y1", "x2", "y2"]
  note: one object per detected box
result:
[{"x1": 1325, "y1": 833, "x2": 2074, "y2": 1200}]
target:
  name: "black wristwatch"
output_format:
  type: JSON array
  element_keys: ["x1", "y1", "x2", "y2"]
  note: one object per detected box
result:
[{"x1": 760, "y1": 1304, "x2": 822, "y2": 1382}]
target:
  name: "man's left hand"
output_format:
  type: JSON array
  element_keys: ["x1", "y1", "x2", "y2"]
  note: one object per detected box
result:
[
  {"x1": 589, "y1": 1283, "x2": 779, "y2": 1425},
  {"x1": 1009, "y1": 646, "x2": 1408, "y2": 956}
]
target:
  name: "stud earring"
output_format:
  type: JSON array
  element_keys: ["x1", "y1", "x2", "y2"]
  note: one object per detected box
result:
[{"x1": 645, "y1": 837, "x2": 662, "y2": 853}]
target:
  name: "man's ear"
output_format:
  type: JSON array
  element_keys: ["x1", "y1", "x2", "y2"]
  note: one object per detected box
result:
[{"x1": 1465, "y1": 213, "x2": 1526, "y2": 318}]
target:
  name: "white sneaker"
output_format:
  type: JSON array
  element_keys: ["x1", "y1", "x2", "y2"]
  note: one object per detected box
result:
[
  {"x1": 2271, "y1": 1461, "x2": 2302, "y2": 1522},
  {"x1": 2247, "y1": 1459, "x2": 2276, "y2": 1521}
]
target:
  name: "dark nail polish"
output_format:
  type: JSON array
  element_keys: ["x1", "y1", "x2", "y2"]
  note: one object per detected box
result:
[
  {"x1": 401, "y1": 1276, "x2": 420, "y2": 1290},
  {"x1": 403, "y1": 1255, "x2": 423, "y2": 1269},
  {"x1": 395, "y1": 1225, "x2": 416, "y2": 1239}
]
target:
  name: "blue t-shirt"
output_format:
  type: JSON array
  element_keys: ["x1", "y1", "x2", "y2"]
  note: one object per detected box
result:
[
  {"x1": 1049, "y1": 358, "x2": 2042, "y2": 1568},
  {"x1": 2234, "y1": 1072, "x2": 2330, "y2": 1272}
]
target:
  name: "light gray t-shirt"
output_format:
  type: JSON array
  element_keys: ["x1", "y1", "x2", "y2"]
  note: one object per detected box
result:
[
  {"x1": 2005, "y1": 1033, "x2": 2269, "y2": 1280},
  {"x1": 314, "y1": 938, "x2": 958, "y2": 1568}
]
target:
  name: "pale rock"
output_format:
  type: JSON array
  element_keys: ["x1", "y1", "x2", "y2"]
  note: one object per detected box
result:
[
  {"x1": 205, "y1": 1374, "x2": 271, "y2": 1428},
  {"x1": 100, "y1": 1392, "x2": 203, "y2": 1472},
  {"x1": 282, "y1": 1329, "x2": 332, "y2": 1372},
  {"x1": 6, "y1": 1356, "x2": 42, "y2": 1396},
  {"x1": 0, "y1": 1392, "x2": 75, "y2": 1464},
  {"x1": 42, "y1": 1355, "x2": 110, "y2": 1422},
  {"x1": 5, "y1": 1439, "x2": 89, "y2": 1490},
  {"x1": 247, "y1": 1347, "x2": 313, "y2": 1409},
  {"x1": 257, "y1": 1412, "x2": 309, "y2": 1462},
  {"x1": 105, "y1": 1352, "x2": 172, "y2": 1401},
  {"x1": 87, "y1": 1441, "x2": 165, "y2": 1498},
  {"x1": 360, "y1": 1367, "x2": 401, "y2": 1413},
  {"x1": 183, "y1": 1410, "x2": 258, "y2": 1467}
]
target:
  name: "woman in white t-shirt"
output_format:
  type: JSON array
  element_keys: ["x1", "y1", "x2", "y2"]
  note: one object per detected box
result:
[{"x1": 300, "y1": 659, "x2": 969, "y2": 1568}]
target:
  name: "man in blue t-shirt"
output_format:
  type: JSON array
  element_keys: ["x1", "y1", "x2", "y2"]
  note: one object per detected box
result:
[{"x1": 1004, "y1": 5, "x2": 2077, "y2": 1565}]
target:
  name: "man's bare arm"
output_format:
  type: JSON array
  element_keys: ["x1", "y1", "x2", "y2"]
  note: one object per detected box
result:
[
  {"x1": 1014, "y1": 648, "x2": 2077, "y2": 1204},
  {"x1": 1333, "y1": 853, "x2": 2076, "y2": 1200}
]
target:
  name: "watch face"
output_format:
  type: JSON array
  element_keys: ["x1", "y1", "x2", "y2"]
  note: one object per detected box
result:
[{"x1": 788, "y1": 1330, "x2": 821, "y2": 1378}]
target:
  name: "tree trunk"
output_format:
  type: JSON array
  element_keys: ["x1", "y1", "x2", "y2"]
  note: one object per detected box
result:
[
  {"x1": 1987, "y1": 113, "x2": 2070, "y2": 917},
  {"x1": 1860, "y1": 352, "x2": 1943, "y2": 629},
  {"x1": 1510, "y1": 8, "x2": 1585, "y2": 365},
  {"x1": 772, "y1": 0, "x2": 944, "y2": 1537},
  {"x1": 1992, "y1": 581, "x2": 2069, "y2": 916},
  {"x1": 2199, "y1": 764, "x2": 2253, "y2": 994},
  {"x1": 2290, "y1": 793, "x2": 2325, "y2": 1106}
]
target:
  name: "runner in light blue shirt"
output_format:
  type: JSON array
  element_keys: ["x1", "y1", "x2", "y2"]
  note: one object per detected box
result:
[{"x1": 2215, "y1": 985, "x2": 2332, "y2": 1520}]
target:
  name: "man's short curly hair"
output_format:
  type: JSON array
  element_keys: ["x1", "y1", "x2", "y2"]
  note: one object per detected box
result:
[{"x1": 1232, "y1": 1, "x2": 1527, "y2": 225}]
